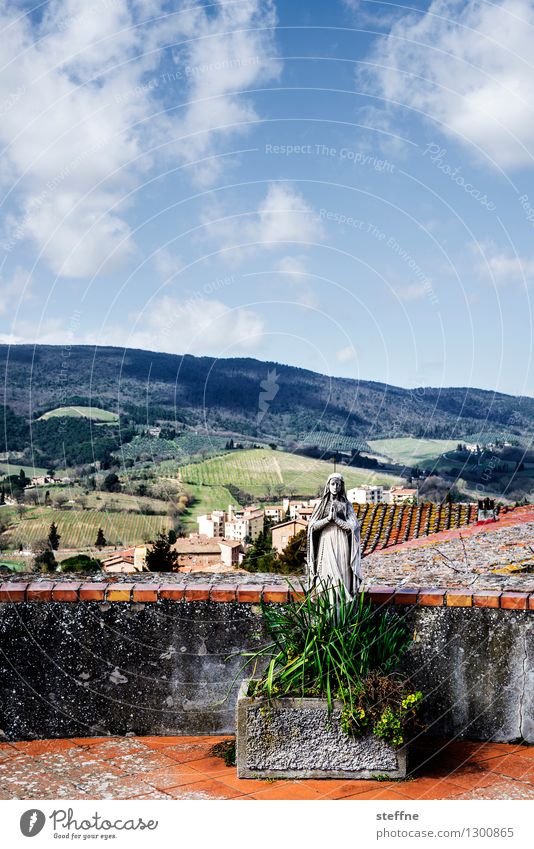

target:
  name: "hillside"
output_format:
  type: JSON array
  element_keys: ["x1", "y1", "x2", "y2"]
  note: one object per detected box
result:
[{"x1": 1, "y1": 345, "x2": 532, "y2": 454}]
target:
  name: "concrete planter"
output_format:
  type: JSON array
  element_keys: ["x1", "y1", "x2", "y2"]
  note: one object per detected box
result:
[{"x1": 236, "y1": 680, "x2": 407, "y2": 780}]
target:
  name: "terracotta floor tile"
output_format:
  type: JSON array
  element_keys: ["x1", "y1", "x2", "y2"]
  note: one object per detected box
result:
[
  {"x1": 472, "y1": 744, "x2": 527, "y2": 762},
  {"x1": 514, "y1": 745, "x2": 534, "y2": 759},
  {"x1": 320, "y1": 780, "x2": 391, "y2": 800},
  {"x1": 439, "y1": 767, "x2": 498, "y2": 791},
  {"x1": 133, "y1": 790, "x2": 172, "y2": 799},
  {"x1": 73, "y1": 765, "x2": 128, "y2": 795},
  {"x1": 70, "y1": 737, "x2": 117, "y2": 747},
  {"x1": 341, "y1": 788, "x2": 411, "y2": 800},
  {"x1": 2, "y1": 735, "x2": 530, "y2": 801},
  {"x1": 484, "y1": 755, "x2": 534, "y2": 781},
  {"x1": 217, "y1": 773, "x2": 285, "y2": 794},
  {"x1": 85, "y1": 739, "x2": 148, "y2": 760},
  {"x1": 137, "y1": 736, "x2": 192, "y2": 750},
  {"x1": 0, "y1": 748, "x2": 23, "y2": 763},
  {"x1": 293, "y1": 777, "x2": 376, "y2": 795},
  {"x1": 0, "y1": 754, "x2": 47, "y2": 778},
  {"x1": 450, "y1": 781, "x2": 534, "y2": 801},
  {"x1": 186, "y1": 755, "x2": 236, "y2": 776},
  {"x1": 94, "y1": 776, "x2": 160, "y2": 800},
  {"x1": 9, "y1": 774, "x2": 87, "y2": 799},
  {"x1": 400, "y1": 777, "x2": 468, "y2": 799},
  {"x1": 35, "y1": 751, "x2": 102, "y2": 775},
  {"x1": 106, "y1": 750, "x2": 179, "y2": 776},
  {"x1": 160, "y1": 742, "x2": 216, "y2": 764},
  {"x1": 13, "y1": 739, "x2": 81, "y2": 756},
  {"x1": 140, "y1": 764, "x2": 205, "y2": 791},
  {"x1": 165, "y1": 779, "x2": 243, "y2": 800},
  {"x1": 248, "y1": 782, "x2": 323, "y2": 801}
]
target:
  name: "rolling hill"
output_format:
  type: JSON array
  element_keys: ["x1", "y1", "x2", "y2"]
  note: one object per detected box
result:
[{"x1": 1, "y1": 345, "x2": 532, "y2": 455}]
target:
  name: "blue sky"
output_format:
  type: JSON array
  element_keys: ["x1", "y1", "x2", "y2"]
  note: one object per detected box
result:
[{"x1": 1, "y1": 0, "x2": 534, "y2": 396}]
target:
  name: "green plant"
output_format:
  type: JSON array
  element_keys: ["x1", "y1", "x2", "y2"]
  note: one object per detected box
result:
[
  {"x1": 338, "y1": 673, "x2": 422, "y2": 745},
  {"x1": 240, "y1": 579, "x2": 422, "y2": 745},
  {"x1": 210, "y1": 739, "x2": 236, "y2": 767},
  {"x1": 57, "y1": 554, "x2": 101, "y2": 573}
]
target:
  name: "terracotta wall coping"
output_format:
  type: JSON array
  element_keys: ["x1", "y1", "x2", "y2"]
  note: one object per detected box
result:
[{"x1": 0, "y1": 580, "x2": 532, "y2": 611}]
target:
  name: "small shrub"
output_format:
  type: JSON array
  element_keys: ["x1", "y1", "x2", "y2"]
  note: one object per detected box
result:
[{"x1": 210, "y1": 739, "x2": 236, "y2": 767}]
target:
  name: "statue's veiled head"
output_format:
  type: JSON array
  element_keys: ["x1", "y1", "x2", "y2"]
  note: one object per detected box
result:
[{"x1": 326, "y1": 473, "x2": 345, "y2": 498}]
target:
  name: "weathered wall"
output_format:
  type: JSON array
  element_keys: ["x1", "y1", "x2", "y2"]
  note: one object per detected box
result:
[
  {"x1": 0, "y1": 578, "x2": 532, "y2": 743},
  {"x1": 400, "y1": 607, "x2": 533, "y2": 743},
  {"x1": 0, "y1": 600, "x2": 265, "y2": 741}
]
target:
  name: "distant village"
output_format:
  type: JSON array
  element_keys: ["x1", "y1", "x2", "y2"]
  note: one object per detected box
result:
[{"x1": 102, "y1": 484, "x2": 418, "y2": 575}]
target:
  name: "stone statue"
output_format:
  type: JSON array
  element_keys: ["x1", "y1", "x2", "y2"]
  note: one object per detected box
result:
[{"x1": 306, "y1": 473, "x2": 362, "y2": 597}]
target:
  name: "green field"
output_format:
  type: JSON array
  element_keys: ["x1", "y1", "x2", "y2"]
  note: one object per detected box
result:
[
  {"x1": 38, "y1": 406, "x2": 118, "y2": 422},
  {"x1": 300, "y1": 432, "x2": 371, "y2": 452},
  {"x1": 0, "y1": 506, "x2": 170, "y2": 549},
  {"x1": 179, "y1": 449, "x2": 403, "y2": 497},
  {"x1": 184, "y1": 484, "x2": 238, "y2": 527},
  {"x1": 368, "y1": 438, "x2": 460, "y2": 466},
  {"x1": 0, "y1": 462, "x2": 48, "y2": 478}
]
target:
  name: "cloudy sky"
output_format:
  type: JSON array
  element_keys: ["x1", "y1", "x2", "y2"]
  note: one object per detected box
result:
[{"x1": 1, "y1": 0, "x2": 534, "y2": 396}]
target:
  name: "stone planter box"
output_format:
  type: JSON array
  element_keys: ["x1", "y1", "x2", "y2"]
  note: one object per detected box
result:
[{"x1": 236, "y1": 681, "x2": 407, "y2": 780}]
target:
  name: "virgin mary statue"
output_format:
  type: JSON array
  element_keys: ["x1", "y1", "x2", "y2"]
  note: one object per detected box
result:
[{"x1": 306, "y1": 473, "x2": 362, "y2": 597}]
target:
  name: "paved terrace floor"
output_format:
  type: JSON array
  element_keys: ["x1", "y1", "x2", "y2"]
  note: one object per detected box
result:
[{"x1": 1, "y1": 737, "x2": 533, "y2": 800}]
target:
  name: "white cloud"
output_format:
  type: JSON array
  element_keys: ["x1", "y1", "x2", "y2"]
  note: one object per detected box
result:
[
  {"x1": 272, "y1": 255, "x2": 319, "y2": 307},
  {"x1": 363, "y1": 0, "x2": 534, "y2": 169},
  {"x1": 274, "y1": 256, "x2": 308, "y2": 277},
  {"x1": 0, "y1": 265, "x2": 32, "y2": 315},
  {"x1": 110, "y1": 296, "x2": 265, "y2": 355},
  {"x1": 0, "y1": 1, "x2": 279, "y2": 277},
  {"x1": 336, "y1": 345, "x2": 358, "y2": 363},
  {"x1": 153, "y1": 248, "x2": 183, "y2": 284},
  {"x1": 5, "y1": 295, "x2": 266, "y2": 357},
  {"x1": 163, "y1": 0, "x2": 281, "y2": 186},
  {"x1": 396, "y1": 282, "x2": 433, "y2": 302},
  {"x1": 203, "y1": 183, "x2": 324, "y2": 260},
  {"x1": 471, "y1": 241, "x2": 534, "y2": 286},
  {"x1": 256, "y1": 184, "x2": 323, "y2": 245}
]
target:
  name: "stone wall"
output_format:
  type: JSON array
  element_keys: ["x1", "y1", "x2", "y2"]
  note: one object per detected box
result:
[{"x1": 0, "y1": 576, "x2": 532, "y2": 743}]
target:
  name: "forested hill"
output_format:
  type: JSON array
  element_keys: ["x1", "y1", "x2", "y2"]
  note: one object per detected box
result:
[{"x1": 1, "y1": 344, "x2": 533, "y2": 447}]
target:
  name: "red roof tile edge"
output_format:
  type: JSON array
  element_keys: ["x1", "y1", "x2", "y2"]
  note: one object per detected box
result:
[{"x1": 1, "y1": 581, "x2": 532, "y2": 611}]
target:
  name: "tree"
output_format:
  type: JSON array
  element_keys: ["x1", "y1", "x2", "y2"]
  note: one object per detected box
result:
[
  {"x1": 59, "y1": 554, "x2": 101, "y2": 574},
  {"x1": 276, "y1": 529, "x2": 307, "y2": 575},
  {"x1": 34, "y1": 548, "x2": 56, "y2": 573},
  {"x1": 242, "y1": 529, "x2": 277, "y2": 573},
  {"x1": 103, "y1": 472, "x2": 121, "y2": 493},
  {"x1": 48, "y1": 522, "x2": 61, "y2": 550},
  {"x1": 44, "y1": 489, "x2": 51, "y2": 506},
  {"x1": 52, "y1": 492, "x2": 68, "y2": 509},
  {"x1": 145, "y1": 531, "x2": 179, "y2": 572},
  {"x1": 95, "y1": 528, "x2": 107, "y2": 549},
  {"x1": 167, "y1": 528, "x2": 177, "y2": 545},
  {"x1": 0, "y1": 487, "x2": 5, "y2": 505}
]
